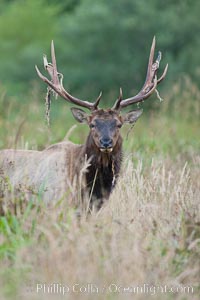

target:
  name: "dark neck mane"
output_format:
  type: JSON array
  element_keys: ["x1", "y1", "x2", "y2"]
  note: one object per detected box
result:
[{"x1": 83, "y1": 133, "x2": 123, "y2": 209}]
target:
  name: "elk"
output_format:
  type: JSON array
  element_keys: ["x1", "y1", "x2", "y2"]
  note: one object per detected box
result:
[{"x1": 0, "y1": 37, "x2": 167, "y2": 212}]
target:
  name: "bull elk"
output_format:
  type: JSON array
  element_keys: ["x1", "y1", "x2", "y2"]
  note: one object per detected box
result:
[{"x1": 0, "y1": 37, "x2": 168, "y2": 212}]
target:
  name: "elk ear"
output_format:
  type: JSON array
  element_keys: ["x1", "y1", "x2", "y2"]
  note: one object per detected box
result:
[
  {"x1": 71, "y1": 107, "x2": 88, "y2": 123},
  {"x1": 123, "y1": 109, "x2": 143, "y2": 124}
]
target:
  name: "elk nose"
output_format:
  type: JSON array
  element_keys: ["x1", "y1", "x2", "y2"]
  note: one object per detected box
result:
[{"x1": 100, "y1": 138, "x2": 113, "y2": 149}]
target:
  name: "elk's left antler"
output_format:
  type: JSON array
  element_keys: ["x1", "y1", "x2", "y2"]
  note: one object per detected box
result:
[{"x1": 112, "y1": 37, "x2": 168, "y2": 110}]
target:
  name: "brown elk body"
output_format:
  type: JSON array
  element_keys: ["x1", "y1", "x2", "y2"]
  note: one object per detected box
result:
[{"x1": 0, "y1": 38, "x2": 168, "y2": 211}]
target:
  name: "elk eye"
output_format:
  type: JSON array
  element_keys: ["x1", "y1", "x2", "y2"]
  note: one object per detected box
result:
[{"x1": 90, "y1": 124, "x2": 95, "y2": 129}]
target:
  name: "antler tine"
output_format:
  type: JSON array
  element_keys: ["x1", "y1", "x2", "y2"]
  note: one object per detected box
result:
[
  {"x1": 50, "y1": 40, "x2": 60, "y2": 86},
  {"x1": 112, "y1": 87, "x2": 123, "y2": 110},
  {"x1": 93, "y1": 91, "x2": 102, "y2": 110},
  {"x1": 36, "y1": 41, "x2": 102, "y2": 111},
  {"x1": 113, "y1": 37, "x2": 168, "y2": 110},
  {"x1": 35, "y1": 64, "x2": 54, "y2": 87},
  {"x1": 157, "y1": 63, "x2": 168, "y2": 83},
  {"x1": 145, "y1": 36, "x2": 156, "y2": 86}
]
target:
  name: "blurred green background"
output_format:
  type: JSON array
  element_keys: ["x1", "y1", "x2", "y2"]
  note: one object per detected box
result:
[
  {"x1": 0, "y1": 0, "x2": 199, "y2": 156},
  {"x1": 1, "y1": 0, "x2": 200, "y2": 98}
]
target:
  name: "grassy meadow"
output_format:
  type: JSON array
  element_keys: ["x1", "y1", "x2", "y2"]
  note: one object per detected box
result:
[{"x1": 0, "y1": 76, "x2": 200, "y2": 300}]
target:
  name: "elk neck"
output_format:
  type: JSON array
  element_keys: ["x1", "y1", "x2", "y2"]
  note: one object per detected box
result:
[{"x1": 82, "y1": 132, "x2": 123, "y2": 208}]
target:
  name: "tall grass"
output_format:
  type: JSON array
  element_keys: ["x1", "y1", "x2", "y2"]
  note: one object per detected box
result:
[{"x1": 0, "y1": 76, "x2": 200, "y2": 299}]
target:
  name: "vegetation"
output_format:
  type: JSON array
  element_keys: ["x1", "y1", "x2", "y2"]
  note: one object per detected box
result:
[
  {"x1": 0, "y1": 77, "x2": 200, "y2": 299},
  {"x1": 0, "y1": 0, "x2": 200, "y2": 299},
  {"x1": 1, "y1": 0, "x2": 200, "y2": 101}
]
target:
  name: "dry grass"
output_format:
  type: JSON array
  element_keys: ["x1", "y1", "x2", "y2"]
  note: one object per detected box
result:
[
  {"x1": 0, "y1": 155, "x2": 199, "y2": 300},
  {"x1": 0, "y1": 77, "x2": 200, "y2": 299}
]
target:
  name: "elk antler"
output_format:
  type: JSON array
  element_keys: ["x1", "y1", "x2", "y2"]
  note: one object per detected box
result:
[
  {"x1": 35, "y1": 41, "x2": 102, "y2": 111},
  {"x1": 112, "y1": 37, "x2": 168, "y2": 110}
]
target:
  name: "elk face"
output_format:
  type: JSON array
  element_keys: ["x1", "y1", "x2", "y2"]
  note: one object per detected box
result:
[{"x1": 71, "y1": 108, "x2": 143, "y2": 153}]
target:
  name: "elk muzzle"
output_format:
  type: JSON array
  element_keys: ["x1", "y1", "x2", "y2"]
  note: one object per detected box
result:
[{"x1": 99, "y1": 137, "x2": 113, "y2": 153}]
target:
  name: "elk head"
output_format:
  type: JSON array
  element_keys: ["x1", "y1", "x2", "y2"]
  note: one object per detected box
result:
[
  {"x1": 70, "y1": 107, "x2": 142, "y2": 153},
  {"x1": 35, "y1": 38, "x2": 168, "y2": 154}
]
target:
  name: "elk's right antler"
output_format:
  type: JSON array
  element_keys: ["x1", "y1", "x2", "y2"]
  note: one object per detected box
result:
[{"x1": 35, "y1": 41, "x2": 102, "y2": 111}]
